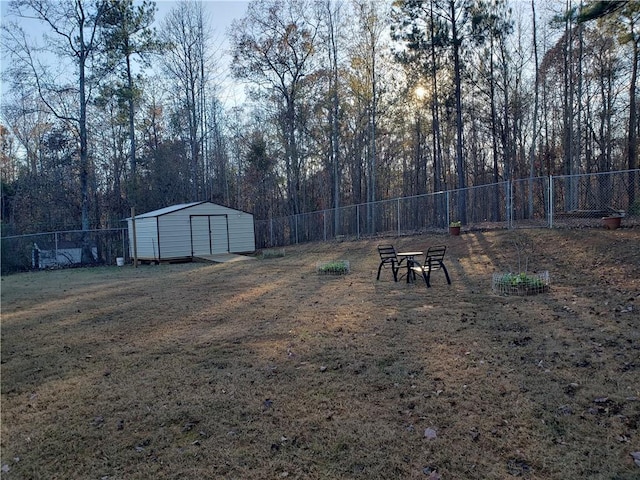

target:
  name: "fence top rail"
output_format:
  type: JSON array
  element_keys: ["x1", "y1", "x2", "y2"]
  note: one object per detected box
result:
[
  {"x1": 1, "y1": 228, "x2": 127, "y2": 241},
  {"x1": 551, "y1": 168, "x2": 639, "y2": 180}
]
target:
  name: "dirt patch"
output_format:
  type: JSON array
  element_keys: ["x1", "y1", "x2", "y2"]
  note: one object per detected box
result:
[{"x1": 1, "y1": 228, "x2": 639, "y2": 479}]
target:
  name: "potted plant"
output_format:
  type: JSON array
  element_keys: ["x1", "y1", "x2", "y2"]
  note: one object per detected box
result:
[
  {"x1": 602, "y1": 215, "x2": 622, "y2": 230},
  {"x1": 449, "y1": 221, "x2": 461, "y2": 236}
]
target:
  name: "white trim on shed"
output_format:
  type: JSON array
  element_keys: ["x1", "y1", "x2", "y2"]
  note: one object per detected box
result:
[{"x1": 126, "y1": 202, "x2": 255, "y2": 261}]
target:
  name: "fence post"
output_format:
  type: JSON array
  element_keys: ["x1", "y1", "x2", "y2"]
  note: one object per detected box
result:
[
  {"x1": 323, "y1": 210, "x2": 327, "y2": 242},
  {"x1": 548, "y1": 175, "x2": 554, "y2": 228},
  {"x1": 357, "y1": 207, "x2": 360, "y2": 239},
  {"x1": 397, "y1": 198, "x2": 401, "y2": 236},
  {"x1": 509, "y1": 180, "x2": 514, "y2": 229},
  {"x1": 295, "y1": 214, "x2": 299, "y2": 244},
  {"x1": 504, "y1": 182, "x2": 509, "y2": 228},
  {"x1": 503, "y1": 181, "x2": 510, "y2": 229},
  {"x1": 131, "y1": 207, "x2": 138, "y2": 268},
  {"x1": 446, "y1": 191, "x2": 450, "y2": 227}
]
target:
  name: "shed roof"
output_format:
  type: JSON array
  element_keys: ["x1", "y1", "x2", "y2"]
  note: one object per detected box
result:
[
  {"x1": 126, "y1": 202, "x2": 206, "y2": 220},
  {"x1": 125, "y1": 201, "x2": 254, "y2": 221}
]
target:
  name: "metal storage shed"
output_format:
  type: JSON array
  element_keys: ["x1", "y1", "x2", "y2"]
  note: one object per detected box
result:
[{"x1": 126, "y1": 202, "x2": 255, "y2": 262}]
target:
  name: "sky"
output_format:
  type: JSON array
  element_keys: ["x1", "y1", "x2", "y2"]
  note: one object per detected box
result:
[
  {"x1": 153, "y1": 1, "x2": 251, "y2": 106},
  {"x1": 0, "y1": 0, "x2": 251, "y2": 107}
]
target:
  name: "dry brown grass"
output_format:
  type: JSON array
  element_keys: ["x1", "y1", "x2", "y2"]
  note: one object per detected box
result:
[{"x1": 1, "y1": 228, "x2": 639, "y2": 479}]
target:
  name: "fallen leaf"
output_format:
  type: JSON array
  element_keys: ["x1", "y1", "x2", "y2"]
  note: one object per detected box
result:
[
  {"x1": 507, "y1": 458, "x2": 531, "y2": 475},
  {"x1": 422, "y1": 466, "x2": 440, "y2": 478},
  {"x1": 631, "y1": 451, "x2": 640, "y2": 467},
  {"x1": 424, "y1": 427, "x2": 437, "y2": 440},
  {"x1": 557, "y1": 405, "x2": 573, "y2": 416}
]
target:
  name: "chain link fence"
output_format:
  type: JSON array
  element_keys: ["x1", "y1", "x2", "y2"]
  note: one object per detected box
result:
[
  {"x1": 548, "y1": 170, "x2": 639, "y2": 227},
  {"x1": 1, "y1": 229, "x2": 128, "y2": 274},
  {"x1": 255, "y1": 169, "x2": 639, "y2": 248},
  {"x1": 2, "y1": 169, "x2": 637, "y2": 272}
]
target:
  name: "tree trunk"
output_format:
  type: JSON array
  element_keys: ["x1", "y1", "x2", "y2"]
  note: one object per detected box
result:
[
  {"x1": 628, "y1": 34, "x2": 638, "y2": 210},
  {"x1": 563, "y1": 4, "x2": 575, "y2": 211},
  {"x1": 490, "y1": 35, "x2": 501, "y2": 222},
  {"x1": 126, "y1": 51, "x2": 137, "y2": 206},
  {"x1": 430, "y1": 1, "x2": 445, "y2": 227},
  {"x1": 368, "y1": 69, "x2": 376, "y2": 234},
  {"x1": 451, "y1": 0, "x2": 466, "y2": 223},
  {"x1": 327, "y1": 1, "x2": 341, "y2": 235},
  {"x1": 78, "y1": 5, "x2": 92, "y2": 263},
  {"x1": 528, "y1": 0, "x2": 540, "y2": 218}
]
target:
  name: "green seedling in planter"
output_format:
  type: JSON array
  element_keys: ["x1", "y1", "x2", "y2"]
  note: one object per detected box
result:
[
  {"x1": 318, "y1": 261, "x2": 349, "y2": 275},
  {"x1": 450, "y1": 221, "x2": 462, "y2": 227},
  {"x1": 497, "y1": 272, "x2": 545, "y2": 288}
]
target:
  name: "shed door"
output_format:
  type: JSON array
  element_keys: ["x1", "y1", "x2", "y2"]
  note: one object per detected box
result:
[
  {"x1": 210, "y1": 216, "x2": 229, "y2": 254},
  {"x1": 190, "y1": 215, "x2": 229, "y2": 256}
]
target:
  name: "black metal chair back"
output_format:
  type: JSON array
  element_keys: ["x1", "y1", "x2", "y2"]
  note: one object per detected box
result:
[
  {"x1": 377, "y1": 244, "x2": 400, "y2": 281},
  {"x1": 413, "y1": 245, "x2": 451, "y2": 287}
]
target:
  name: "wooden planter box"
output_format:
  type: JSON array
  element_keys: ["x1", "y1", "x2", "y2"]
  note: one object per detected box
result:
[{"x1": 449, "y1": 226, "x2": 461, "y2": 236}]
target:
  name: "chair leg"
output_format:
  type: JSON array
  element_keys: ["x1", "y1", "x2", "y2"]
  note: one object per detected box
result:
[
  {"x1": 417, "y1": 267, "x2": 429, "y2": 287},
  {"x1": 376, "y1": 262, "x2": 384, "y2": 280},
  {"x1": 441, "y1": 263, "x2": 451, "y2": 285}
]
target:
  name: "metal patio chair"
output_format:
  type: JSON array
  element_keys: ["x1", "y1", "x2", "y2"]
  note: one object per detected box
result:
[{"x1": 409, "y1": 245, "x2": 451, "y2": 288}]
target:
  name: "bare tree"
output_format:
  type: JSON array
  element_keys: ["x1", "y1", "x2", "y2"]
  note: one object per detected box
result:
[
  {"x1": 230, "y1": 0, "x2": 318, "y2": 217},
  {"x1": 343, "y1": 0, "x2": 388, "y2": 233},
  {"x1": 578, "y1": 0, "x2": 639, "y2": 211},
  {"x1": 3, "y1": 0, "x2": 114, "y2": 261},
  {"x1": 319, "y1": 0, "x2": 344, "y2": 234},
  {"x1": 161, "y1": 0, "x2": 214, "y2": 201}
]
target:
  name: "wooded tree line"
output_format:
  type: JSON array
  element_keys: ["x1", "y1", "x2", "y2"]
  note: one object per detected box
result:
[{"x1": 1, "y1": 0, "x2": 638, "y2": 237}]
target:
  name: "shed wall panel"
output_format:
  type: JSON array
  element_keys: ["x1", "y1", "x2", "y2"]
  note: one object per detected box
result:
[
  {"x1": 157, "y1": 213, "x2": 193, "y2": 258},
  {"x1": 227, "y1": 214, "x2": 255, "y2": 252},
  {"x1": 128, "y1": 218, "x2": 159, "y2": 259}
]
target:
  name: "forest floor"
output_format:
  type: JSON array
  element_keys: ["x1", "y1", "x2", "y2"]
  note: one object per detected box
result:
[{"x1": 1, "y1": 227, "x2": 640, "y2": 479}]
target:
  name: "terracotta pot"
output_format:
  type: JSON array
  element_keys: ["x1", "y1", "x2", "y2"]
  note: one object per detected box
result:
[
  {"x1": 602, "y1": 216, "x2": 622, "y2": 230},
  {"x1": 449, "y1": 226, "x2": 461, "y2": 236}
]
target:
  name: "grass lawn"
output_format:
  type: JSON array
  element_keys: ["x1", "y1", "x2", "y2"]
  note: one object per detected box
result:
[{"x1": 1, "y1": 228, "x2": 639, "y2": 479}]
